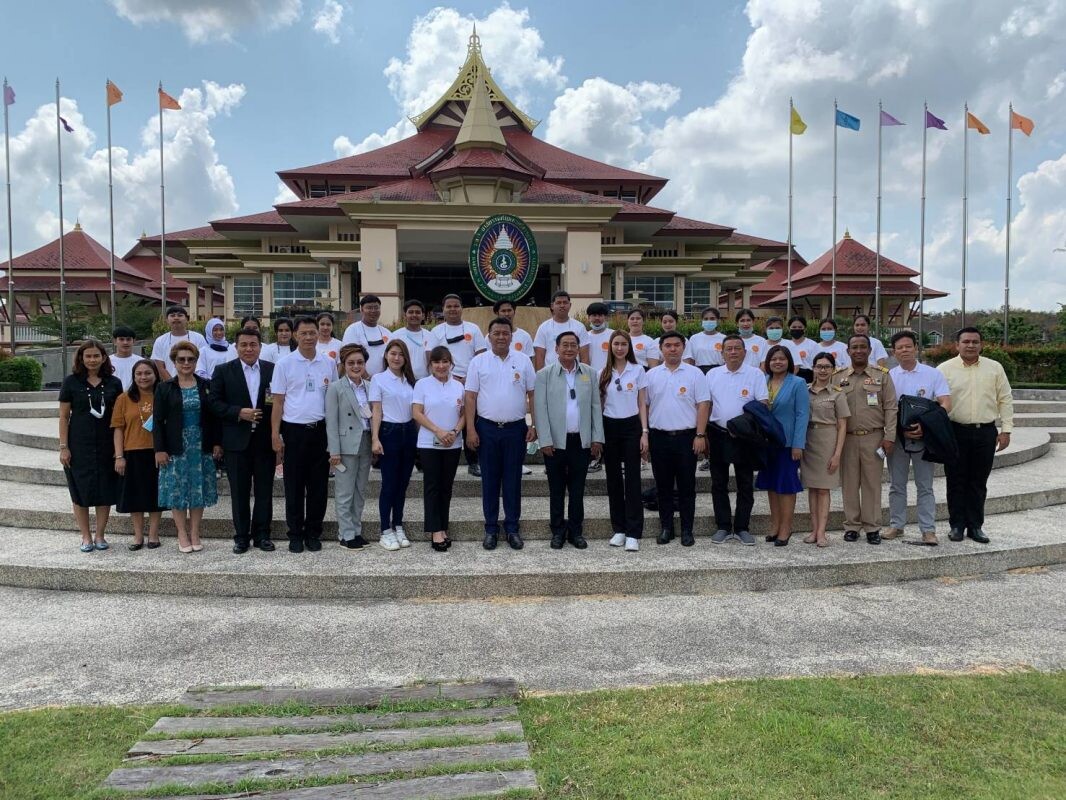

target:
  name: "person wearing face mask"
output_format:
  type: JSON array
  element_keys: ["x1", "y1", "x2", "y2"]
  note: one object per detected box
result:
[
  {"x1": 735, "y1": 309, "x2": 768, "y2": 370},
  {"x1": 683, "y1": 307, "x2": 725, "y2": 373},
  {"x1": 782, "y1": 315, "x2": 816, "y2": 382},
  {"x1": 852, "y1": 315, "x2": 889, "y2": 367},
  {"x1": 816, "y1": 318, "x2": 851, "y2": 368},
  {"x1": 763, "y1": 316, "x2": 787, "y2": 359}
]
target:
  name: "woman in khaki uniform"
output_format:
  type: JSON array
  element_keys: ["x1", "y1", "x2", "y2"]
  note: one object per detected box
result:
[{"x1": 802, "y1": 352, "x2": 850, "y2": 546}]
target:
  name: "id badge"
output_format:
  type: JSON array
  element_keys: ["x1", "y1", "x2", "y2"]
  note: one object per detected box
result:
[
  {"x1": 305, "y1": 375, "x2": 315, "y2": 392},
  {"x1": 866, "y1": 392, "x2": 878, "y2": 407}
]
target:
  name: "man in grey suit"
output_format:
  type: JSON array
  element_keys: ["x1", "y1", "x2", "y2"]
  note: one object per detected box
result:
[
  {"x1": 326, "y1": 343, "x2": 374, "y2": 548},
  {"x1": 534, "y1": 331, "x2": 604, "y2": 549}
]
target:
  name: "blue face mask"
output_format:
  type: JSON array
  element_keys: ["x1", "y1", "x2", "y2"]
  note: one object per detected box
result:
[
  {"x1": 820, "y1": 330, "x2": 836, "y2": 342},
  {"x1": 590, "y1": 321, "x2": 607, "y2": 332},
  {"x1": 738, "y1": 325, "x2": 754, "y2": 337},
  {"x1": 702, "y1": 320, "x2": 718, "y2": 332},
  {"x1": 767, "y1": 328, "x2": 783, "y2": 341}
]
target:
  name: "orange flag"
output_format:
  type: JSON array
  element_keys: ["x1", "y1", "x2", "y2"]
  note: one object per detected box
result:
[
  {"x1": 106, "y1": 80, "x2": 123, "y2": 106},
  {"x1": 1010, "y1": 110, "x2": 1034, "y2": 136},
  {"x1": 966, "y1": 112, "x2": 990, "y2": 134},
  {"x1": 158, "y1": 87, "x2": 181, "y2": 111}
]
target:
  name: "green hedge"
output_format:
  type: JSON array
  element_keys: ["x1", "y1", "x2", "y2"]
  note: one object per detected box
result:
[
  {"x1": 923, "y1": 344, "x2": 1066, "y2": 384},
  {"x1": 0, "y1": 357, "x2": 44, "y2": 391},
  {"x1": 0, "y1": 381, "x2": 21, "y2": 392}
]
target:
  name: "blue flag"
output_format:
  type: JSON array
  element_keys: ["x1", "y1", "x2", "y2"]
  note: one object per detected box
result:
[{"x1": 835, "y1": 109, "x2": 860, "y2": 131}]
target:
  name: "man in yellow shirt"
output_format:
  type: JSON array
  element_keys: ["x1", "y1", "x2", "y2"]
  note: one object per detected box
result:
[{"x1": 937, "y1": 327, "x2": 1013, "y2": 544}]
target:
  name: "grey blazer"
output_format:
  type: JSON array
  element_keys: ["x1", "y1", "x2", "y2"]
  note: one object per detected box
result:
[
  {"x1": 534, "y1": 362, "x2": 604, "y2": 450},
  {"x1": 325, "y1": 377, "x2": 371, "y2": 455}
]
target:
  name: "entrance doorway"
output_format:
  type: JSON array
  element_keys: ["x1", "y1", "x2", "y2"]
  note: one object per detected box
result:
[{"x1": 403, "y1": 262, "x2": 553, "y2": 316}]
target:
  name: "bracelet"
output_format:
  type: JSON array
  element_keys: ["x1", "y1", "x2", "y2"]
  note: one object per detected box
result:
[
  {"x1": 59, "y1": 444, "x2": 69, "y2": 450},
  {"x1": 641, "y1": 429, "x2": 649, "y2": 433},
  {"x1": 115, "y1": 455, "x2": 125, "y2": 460}
]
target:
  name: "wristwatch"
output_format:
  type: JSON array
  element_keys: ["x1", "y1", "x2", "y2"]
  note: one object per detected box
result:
[{"x1": 695, "y1": 433, "x2": 706, "y2": 439}]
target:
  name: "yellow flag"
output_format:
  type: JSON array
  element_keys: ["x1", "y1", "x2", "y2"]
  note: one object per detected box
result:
[
  {"x1": 791, "y1": 105, "x2": 807, "y2": 135},
  {"x1": 106, "y1": 80, "x2": 123, "y2": 107}
]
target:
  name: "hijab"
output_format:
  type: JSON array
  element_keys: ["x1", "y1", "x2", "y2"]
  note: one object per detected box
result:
[{"x1": 205, "y1": 318, "x2": 229, "y2": 352}]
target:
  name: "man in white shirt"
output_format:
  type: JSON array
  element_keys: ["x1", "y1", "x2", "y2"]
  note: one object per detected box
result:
[
  {"x1": 342, "y1": 294, "x2": 391, "y2": 376},
  {"x1": 683, "y1": 306, "x2": 725, "y2": 372},
  {"x1": 431, "y1": 293, "x2": 488, "y2": 476},
  {"x1": 390, "y1": 299, "x2": 432, "y2": 380},
  {"x1": 645, "y1": 331, "x2": 710, "y2": 547},
  {"x1": 465, "y1": 316, "x2": 537, "y2": 551},
  {"x1": 706, "y1": 334, "x2": 770, "y2": 545},
  {"x1": 883, "y1": 330, "x2": 952, "y2": 545},
  {"x1": 493, "y1": 299, "x2": 534, "y2": 357},
  {"x1": 109, "y1": 325, "x2": 141, "y2": 391},
  {"x1": 150, "y1": 305, "x2": 208, "y2": 380},
  {"x1": 533, "y1": 290, "x2": 590, "y2": 370},
  {"x1": 270, "y1": 315, "x2": 336, "y2": 553}
]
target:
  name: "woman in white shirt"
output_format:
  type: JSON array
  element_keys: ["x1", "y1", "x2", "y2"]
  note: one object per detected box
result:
[
  {"x1": 627, "y1": 309, "x2": 661, "y2": 369},
  {"x1": 598, "y1": 331, "x2": 650, "y2": 552},
  {"x1": 260, "y1": 317, "x2": 295, "y2": 364},
  {"x1": 852, "y1": 314, "x2": 888, "y2": 367},
  {"x1": 816, "y1": 318, "x2": 851, "y2": 368},
  {"x1": 315, "y1": 312, "x2": 344, "y2": 370},
  {"x1": 411, "y1": 345, "x2": 466, "y2": 552},
  {"x1": 655, "y1": 309, "x2": 682, "y2": 354},
  {"x1": 369, "y1": 339, "x2": 417, "y2": 551},
  {"x1": 194, "y1": 318, "x2": 231, "y2": 379}
]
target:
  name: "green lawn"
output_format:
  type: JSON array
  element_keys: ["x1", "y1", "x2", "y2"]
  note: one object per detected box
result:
[{"x1": 0, "y1": 673, "x2": 1063, "y2": 800}]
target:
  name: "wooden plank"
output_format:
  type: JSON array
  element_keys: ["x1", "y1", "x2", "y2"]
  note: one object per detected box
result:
[
  {"x1": 148, "y1": 705, "x2": 517, "y2": 736},
  {"x1": 128, "y1": 721, "x2": 523, "y2": 757},
  {"x1": 180, "y1": 679, "x2": 519, "y2": 710},
  {"x1": 104, "y1": 741, "x2": 530, "y2": 791}
]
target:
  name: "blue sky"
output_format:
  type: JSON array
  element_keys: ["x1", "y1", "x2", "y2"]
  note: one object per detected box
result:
[{"x1": 2, "y1": 1, "x2": 1064, "y2": 311}]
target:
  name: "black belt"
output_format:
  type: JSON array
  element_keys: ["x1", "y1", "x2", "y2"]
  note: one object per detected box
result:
[
  {"x1": 952, "y1": 421, "x2": 997, "y2": 429},
  {"x1": 283, "y1": 419, "x2": 322, "y2": 429},
  {"x1": 476, "y1": 416, "x2": 525, "y2": 428},
  {"x1": 650, "y1": 427, "x2": 695, "y2": 437}
]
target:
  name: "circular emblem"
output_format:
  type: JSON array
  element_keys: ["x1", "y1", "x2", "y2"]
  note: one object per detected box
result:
[
  {"x1": 715, "y1": 343, "x2": 723, "y2": 351},
  {"x1": 679, "y1": 386, "x2": 687, "y2": 394},
  {"x1": 469, "y1": 214, "x2": 538, "y2": 302},
  {"x1": 636, "y1": 343, "x2": 645, "y2": 351},
  {"x1": 464, "y1": 333, "x2": 473, "y2": 342},
  {"x1": 741, "y1": 388, "x2": 749, "y2": 397},
  {"x1": 601, "y1": 342, "x2": 609, "y2": 350},
  {"x1": 514, "y1": 342, "x2": 524, "y2": 351}
]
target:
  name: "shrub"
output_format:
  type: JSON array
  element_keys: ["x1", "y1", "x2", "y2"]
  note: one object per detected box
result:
[
  {"x1": 0, "y1": 356, "x2": 44, "y2": 391},
  {"x1": 0, "y1": 381, "x2": 20, "y2": 392},
  {"x1": 923, "y1": 344, "x2": 1066, "y2": 384}
]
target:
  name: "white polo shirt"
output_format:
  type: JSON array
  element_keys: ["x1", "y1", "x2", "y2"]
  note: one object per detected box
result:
[
  {"x1": 533, "y1": 318, "x2": 590, "y2": 366},
  {"x1": 466, "y1": 349, "x2": 535, "y2": 423},
  {"x1": 645, "y1": 362, "x2": 710, "y2": 431},
  {"x1": 316, "y1": 337, "x2": 344, "y2": 365},
  {"x1": 151, "y1": 330, "x2": 208, "y2": 376},
  {"x1": 342, "y1": 321, "x2": 391, "y2": 375},
  {"x1": 890, "y1": 362, "x2": 950, "y2": 402},
  {"x1": 260, "y1": 342, "x2": 292, "y2": 364},
  {"x1": 705, "y1": 363, "x2": 769, "y2": 426},
  {"x1": 869, "y1": 337, "x2": 889, "y2": 365},
  {"x1": 739, "y1": 333, "x2": 769, "y2": 369},
  {"x1": 509, "y1": 327, "x2": 535, "y2": 358},
  {"x1": 391, "y1": 326, "x2": 432, "y2": 380},
  {"x1": 430, "y1": 321, "x2": 487, "y2": 378},
  {"x1": 587, "y1": 328, "x2": 613, "y2": 372},
  {"x1": 630, "y1": 334, "x2": 660, "y2": 367},
  {"x1": 109, "y1": 354, "x2": 140, "y2": 391},
  {"x1": 816, "y1": 339, "x2": 852, "y2": 369},
  {"x1": 603, "y1": 362, "x2": 648, "y2": 420},
  {"x1": 683, "y1": 331, "x2": 725, "y2": 367},
  {"x1": 270, "y1": 349, "x2": 335, "y2": 423},
  {"x1": 368, "y1": 369, "x2": 414, "y2": 424},
  {"x1": 412, "y1": 376, "x2": 464, "y2": 449},
  {"x1": 782, "y1": 337, "x2": 815, "y2": 369}
]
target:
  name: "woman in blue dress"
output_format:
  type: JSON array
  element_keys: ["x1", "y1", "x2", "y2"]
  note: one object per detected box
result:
[
  {"x1": 153, "y1": 339, "x2": 221, "y2": 552},
  {"x1": 756, "y1": 345, "x2": 810, "y2": 546}
]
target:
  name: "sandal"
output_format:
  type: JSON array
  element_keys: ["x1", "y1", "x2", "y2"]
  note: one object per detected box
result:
[
  {"x1": 128, "y1": 540, "x2": 145, "y2": 551},
  {"x1": 146, "y1": 540, "x2": 161, "y2": 549},
  {"x1": 817, "y1": 538, "x2": 830, "y2": 548},
  {"x1": 79, "y1": 542, "x2": 94, "y2": 553},
  {"x1": 94, "y1": 540, "x2": 110, "y2": 551}
]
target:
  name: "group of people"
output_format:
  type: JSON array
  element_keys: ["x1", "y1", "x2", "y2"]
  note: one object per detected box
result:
[{"x1": 58, "y1": 294, "x2": 1013, "y2": 555}]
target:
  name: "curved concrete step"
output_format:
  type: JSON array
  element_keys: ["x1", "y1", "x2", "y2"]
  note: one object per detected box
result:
[
  {"x1": 0, "y1": 391, "x2": 58, "y2": 403},
  {"x1": 1013, "y1": 400, "x2": 1066, "y2": 413},
  {"x1": 1012, "y1": 413, "x2": 1066, "y2": 427},
  {"x1": 1, "y1": 505, "x2": 1063, "y2": 600}
]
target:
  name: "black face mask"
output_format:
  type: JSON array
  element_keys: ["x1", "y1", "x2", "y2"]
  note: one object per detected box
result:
[{"x1": 789, "y1": 329, "x2": 805, "y2": 340}]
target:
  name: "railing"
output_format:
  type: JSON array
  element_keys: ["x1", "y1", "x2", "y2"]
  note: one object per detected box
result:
[{"x1": 0, "y1": 323, "x2": 59, "y2": 346}]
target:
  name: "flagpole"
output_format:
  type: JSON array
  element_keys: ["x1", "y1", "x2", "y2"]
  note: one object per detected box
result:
[
  {"x1": 961, "y1": 102, "x2": 969, "y2": 328},
  {"x1": 106, "y1": 80, "x2": 116, "y2": 332},
  {"x1": 875, "y1": 100, "x2": 883, "y2": 329},
  {"x1": 1004, "y1": 102, "x2": 1013, "y2": 346},
  {"x1": 786, "y1": 97, "x2": 794, "y2": 315},
  {"x1": 918, "y1": 102, "x2": 928, "y2": 346},
  {"x1": 3, "y1": 78, "x2": 14, "y2": 356},
  {"x1": 832, "y1": 98, "x2": 838, "y2": 319},
  {"x1": 55, "y1": 79, "x2": 68, "y2": 374},
  {"x1": 158, "y1": 82, "x2": 167, "y2": 316}
]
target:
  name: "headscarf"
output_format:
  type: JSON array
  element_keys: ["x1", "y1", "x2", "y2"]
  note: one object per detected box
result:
[{"x1": 205, "y1": 318, "x2": 229, "y2": 352}]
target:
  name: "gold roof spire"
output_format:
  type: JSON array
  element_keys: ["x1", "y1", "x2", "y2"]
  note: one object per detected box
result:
[{"x1": 454, "y1": 69, "x2": 506, "y2": 151}]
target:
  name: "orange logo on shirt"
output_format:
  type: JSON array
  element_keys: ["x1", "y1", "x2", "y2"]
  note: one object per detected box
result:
[
  {"x1": 679, "y1": 386, "x2": 687, "y2": 394},
  {"x1": 715, "y1": 343, "x2": 723, "y2": 351},
  {"x1": 752, "y1": 345, "x2": 760, "y2": 353},
  {"x1": 464, "y1": 333, "x2": 473, "y2": 342},
  {"x1": 741, "y1": 388, "x2": 749, "y2": 397},
  {"x1": 636, "y1": 343, "x2": 645, "y2": 350},
  {"x1": 382, "y1": 334, "x2": 389, "y2": 342},
  {"x1": 601, "y1": 341, "x2": 609, "y2": 350},
  {"x1": 514, "y1": 342, "x2": 523, "y2": 351},
  {"x1": 800, "y1": 350, "x2": 808, "y2": 358},
  {"x1": 328, "y1": 351, "x2": 337, "y2": 359},
  {"x1": 626, "y1": 382, "x2": 634, "y2": 389}
]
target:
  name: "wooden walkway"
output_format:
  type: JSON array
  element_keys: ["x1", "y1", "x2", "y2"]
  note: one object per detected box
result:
[{"x1": 101, "y1": 679, "x2": 538, "y2": 799}]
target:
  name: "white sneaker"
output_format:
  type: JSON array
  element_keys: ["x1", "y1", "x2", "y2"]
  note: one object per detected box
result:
[
  {"x1": 624, "y1": 537, "x2": 640, "y2": 552},
  {"x1": 609, "y1": 532, "x2": 626, "y2": 547},
  {"x1": 393, "y1": 525, "x2": 411, "y2": 548},
  {"x1": 378, "y1": 530, "x2": 400, "y2": 551}
]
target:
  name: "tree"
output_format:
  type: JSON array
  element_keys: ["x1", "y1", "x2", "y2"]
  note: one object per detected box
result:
[
  {"x1": 30, "y1": 302, "x2": 110, "y2": 344},
  {"x1": 979, "y1": 315, "x2": 1043, "y2": 345},
  {"x1": 113, "y1": 297, "x2": 159, "y2": 340}
]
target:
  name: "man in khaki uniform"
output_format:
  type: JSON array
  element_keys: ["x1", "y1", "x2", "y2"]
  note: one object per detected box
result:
[{"x1": 832, "y1": 334, "x2": 898, "y2": 544}]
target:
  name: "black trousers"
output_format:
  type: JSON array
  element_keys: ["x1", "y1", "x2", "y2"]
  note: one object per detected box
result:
[
  {"x1": 709, "y1": 425, "x2": 755, "y2": 533},
  {"x1": 280, "y1": 421, "x2": 329, "y2": 543},
  {"x1": 603, "y1": 415, "x2": 644, "y2": 538},
  {"x1": 649, "y1": 428, "x2": 696, "y2": 534},
  {"x1": 945, "y1": 422, "x2": 998, "y2": 531},
  {"x1": 224, "y1": 437, "x2": 275, "y2": 545},
  {"x1": 543, "y1": 432, "x2": 591, "y2": 538},
  {"x1": 420, "y1": 447, "x2": 462, "y2": 532}
]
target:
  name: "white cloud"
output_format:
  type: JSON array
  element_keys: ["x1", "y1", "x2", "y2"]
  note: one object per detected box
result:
[
  {"x1": 274, "y1": 181, "x2": 299, "y2": 204},
  {"x1": 333, "y1": 119, "x2": 415, "y2": 158},
  {"x1": 0, "y1": 82, "x2": 246, "y2": 261},
  {"x1": 312, "y1": 0, "x2": 344, "y2": 44},
  {"x1": 109, "y1": 0, "x2": 303, "y2": 43}
]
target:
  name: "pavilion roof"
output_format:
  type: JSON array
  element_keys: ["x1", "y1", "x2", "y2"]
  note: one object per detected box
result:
[
  {"x1": 9, "y1": 226, "x2": 153, "y2": 284},
  {"x1": 792, "y1": 233, "x2": 919, "y2": 281},
  {"x1": 763, "y1": 278, "x2": 948, "y2": 305}
]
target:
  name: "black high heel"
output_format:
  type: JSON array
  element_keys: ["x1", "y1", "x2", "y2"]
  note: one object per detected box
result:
[
  {"x1": 765, "y1": 535, "x2": 776, "y2": 542},
  {"x1": 774, "y1": 535, "x2": 791, "y2": 547}
]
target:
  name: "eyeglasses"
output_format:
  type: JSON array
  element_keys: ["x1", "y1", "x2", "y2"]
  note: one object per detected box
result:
[
  {"x1": 813, "y1": 364, "x2": 832, "y2": 370},
  {"x1": 174, "y1": 357, "x2": 196, "y2": 364}
]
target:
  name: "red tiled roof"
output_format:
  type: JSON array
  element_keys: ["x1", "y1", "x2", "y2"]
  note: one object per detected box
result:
[
  {"x1": 655, "y1": 215, "x2": 734, "y2": 236},
  {"x1": 8, "y1": 228, "x2": 154, "y2": 283},
  {"x1": 502, "y1": 129, "x2": 666, "y2": 190},
  {"x1": 123, "y1": 254, "x2": 188, "y2": 282},
  {"x1": 520, "y1": 180, "x2": 674, "y2": 220},
  {"x1": 792, "y1": 236, "x2": 919, "y2": 281},
  {"x1": 139, "y1": 225, "x2": 224, "y2": 245},
  {"x1": 764, "y1": 279, "x2": 948, "y2": 304},
  {"x1": 719, "y1": 231, "x2": 789, "y2": 249},
  {"x1": 210, "y1": 209, "x2": 295, "y2": 231},
  {"x1": 428, "y1": 147, "x2": 535, "y2": 179},
  {"x1": 277, "y1": 128, "x2": 457, "y2": 179},
  {"x1": 0, "y1": 275, "x2": 160, "y2": 297}
]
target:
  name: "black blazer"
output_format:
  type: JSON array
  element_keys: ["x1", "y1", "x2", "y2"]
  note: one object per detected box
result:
[
  {"x1": 209, "y1": 358, "x2": 275, "y2": 452},
  {"x1": 153, "y1": 376, "x2": 221, "y2": 456}
]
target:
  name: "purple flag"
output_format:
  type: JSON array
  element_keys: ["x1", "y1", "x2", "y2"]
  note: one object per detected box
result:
[
  {"x1": 925, "y1": 109, "x2": 947, "y2": 130},
  {"x1": 59, "y1": 116, "x2": 74, "y2": 133},
  {"x1": 880, "y1": 110, "x2": 904, "y2": 126},
  {"x1": 2, "y1": 85, "x2": 13, "y2": 106}
]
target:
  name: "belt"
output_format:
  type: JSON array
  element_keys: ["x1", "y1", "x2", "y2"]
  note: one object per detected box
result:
[
  {"x1": 952, "y1": 421, "x2": 997, "y2": 429},
  {"x1": 809, "y1": 422, "x2": 835, "y2": 428},
  {"x1": 476, "y1": 416, "x2": 525, "y2": 428},
  {"x1": 847, "y1": 429, "x2": 880, "y2": 436},
  {"x1": 650, "y1": 427, "x2": 695, "y2": 437},
  {"x1": 283, "y1": 419, "x2": 322, "y2": 429}
]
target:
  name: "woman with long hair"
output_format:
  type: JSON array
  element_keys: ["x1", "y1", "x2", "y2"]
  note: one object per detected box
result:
[
  {"x1": 801, "y1": 352, "x2": 850, "y2": 546},
  {"x1": 598, "y1": 330, "x2": 649, "y2": 552},
  {"x1": 261, "y1": 316, "x2": 295, "y2": 363},
  {"x1": 369, "y1": 339, "x2": 417, "y2": 551},
  {"x1": 626, "y1": 309, "x2": 661, "y2": 369},
  {"x1": 59, "y1": 339, "x2": 123, "y2": 552},
  {"x1": 316, "y1": 311, "x2": 344, "y2": 368},
  {"x1": 111, "y1": 359, "x2": 166, "y2": 549}
]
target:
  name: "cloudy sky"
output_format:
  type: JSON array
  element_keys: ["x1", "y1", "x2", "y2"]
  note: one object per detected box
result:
[{"x1": 1, "y1": 0, "x2": 1064, "y2": 311}]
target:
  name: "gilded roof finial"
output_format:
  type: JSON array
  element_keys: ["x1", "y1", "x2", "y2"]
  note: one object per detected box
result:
[
  {"x1": 843, "y1": 227, "x2": 852, "y2": 240},
  {"x1": 73, "y1": 219, "x2": 82, "y2": 232},
  {"x1": 469, "y1": 23, "x2": 481, "y2": 55}
]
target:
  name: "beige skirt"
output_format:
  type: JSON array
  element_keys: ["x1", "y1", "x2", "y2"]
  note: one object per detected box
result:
[{"x1": 801, "y1": 425, "x2": 841, "y2": 489}]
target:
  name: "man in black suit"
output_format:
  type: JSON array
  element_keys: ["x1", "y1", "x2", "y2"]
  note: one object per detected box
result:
[{"x1": 210, "y1": 326, "x2": 277, "y2": 553}]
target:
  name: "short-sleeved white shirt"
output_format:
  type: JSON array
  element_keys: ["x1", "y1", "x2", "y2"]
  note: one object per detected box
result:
[
  {"x1": 509, "y1": 327, "x2": 535, "y2": 358},
  {"x1": 868, "y1": 337, "x2": 889, "y2": 365},
  {"x1": 645, "y1": 362, "x2": 711, "y2": 431},
  {"x1": 151, "y1": 330, "x2": 208, "y2": 376},
  {"x1": 739, "y1": 334, "x2": 769, "y2": 369},
  {"x1": 260, "y1": 342, "x2": 292, "y2": 364},
  {"x1": 316, "y1": 337, "x2": 344, "y2": 365},
  {"x1": 782, "y1": 337, "x2": 815, "y2": 369},
  {"x1": 533, "y1": 318, "x2": 590, "y2": 366},
  {"x1": 705, "y1": 363, "x2": 769, "y2": 426},
  {"x1": 390, "y1": 327, "x2": 432, "y2": 380},
  {"x1": 342, "y1": 321, "x2": 391, "y2": 376},
  {"x1": 890, "y1": 362, "x2": 950, "y2": 401},
  {"x1": 466, "y1": 350, "x2": 535, "y2": 423},
  {"x1": 630, "y1": 334, "x2": 660, "y2": 367},
  {"x1": 588, "y1": 329, "x2": 613, "y2": 372},
  {"x1": 368, "y1": 370, "x2": 414, "y2": 424},
  {"x1": 430, "y1": 321, "x2": 486, "y2": 378},
  {"x1": 195, "y1": 343, "x2": 232, "y2": 380},
  {"x1": 412, "y1": 376, "x2": 464, "y2": 449},
  {"x1": 109, "y1": 354, "x2": 140, "y2": 391},
  {"x1": 816, "y1": 339, "x2": 852, "y2": 369},
  {"x1": 603, "y1": 362, "x2": 648, "y2": 420},
  {"x1": 683, "y1": 332, "x2": 725, "y2": 367},
  {"x1": 269, "y1": 349, "x2": 335, "y2": 423}
]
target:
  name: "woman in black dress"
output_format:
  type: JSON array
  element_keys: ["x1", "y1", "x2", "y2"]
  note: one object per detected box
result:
[{"x1": 59, "y1": 339, "x2": 124, "y2": 552}]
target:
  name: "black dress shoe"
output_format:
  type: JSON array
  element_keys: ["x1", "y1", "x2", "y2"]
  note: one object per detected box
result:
[
  {"x1": 680, "y1": 531, "x2": 695, "y2": 547},
  {"x1": 948, "y1": 528, "x2": 965, "y2": 542},
  {"x1": 568, "y1": 534, "x2": 588, "y2": 549},
  {"x1": 765, "y1": 534, "x2": 777, "y2": 543},
  {"x1": 866, "y1": 531, "x2": 882, "y2": 545},
  {"x1": 431, "y1": 539, "x2": 449, "y2": 552},
  {"x1": 340, "y1": 537, "x2": 365, "y2": 549},
  {"x1": 254, "y1": 540, "x2": 276, "y2": 552},
  {"x1": 305, "y1": 538, "x2": 322, "y2": 552},
  {"x1": 483, "y1": 532, "x2": 498, "y2": 550},
  {"x1": 657, "y1": 529, "x2": 674, "y2": 545},
  {"x1": 468, "y1": 464, "x2": 482, "y2": 477},
  {"x1": 774, "y1": 537, "x2": 790, "y2": 547},
  {"x1": 288, "y1": 539, "x2": 305, "y2": 553},
  {"x1": 233, "y1": 542, "x2": 250, "y2": 554},
  {"x1": 550, "y1": 533, "x2": 565, "y2": 550},
  {"x1": 843, "y1": 530, "x2": 859, "y2": 542},
  {"x1": 967, "y1": 528, "x2": 990, "y2": 544},
  {"x1": 507, "y1": 532, "x2": 524, "y2": 550}
]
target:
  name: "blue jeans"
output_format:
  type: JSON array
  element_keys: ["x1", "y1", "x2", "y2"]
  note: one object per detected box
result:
[
  {"x1": 377, "y1": 420, "x2": 417, "y2": 532},
  {"x1": 476, "y1": 417, "x2": 527, "y2": 535}
]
